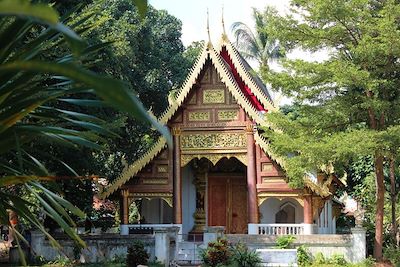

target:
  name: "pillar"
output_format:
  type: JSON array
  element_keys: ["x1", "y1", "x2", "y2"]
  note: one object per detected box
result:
[
  {"x1": 120, "y1": 189, "x2": 129, "y2": 235},
  {"x1": 246, "y1": 124, "x2": 258, "y2": 224},
  {"x1": 154, "y1": 227, "x2": 170, "y2": 266},
  {"x1": 172, "y1": 127, "x2": 182, "y2": 224},
  {"x1": 351, "y1": 227, "x2": 366, "y2": 263},
  {"x1": 303, "y1": 194, "x2": 313, "y2": 234}
]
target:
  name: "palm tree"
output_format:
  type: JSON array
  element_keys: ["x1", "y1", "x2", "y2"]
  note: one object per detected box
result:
[
  {"x1": 231, "y1": 8, "x2": 283, "y2": 72},
  {"x1": 0, "y1": 0, "x2": 164, "y2": 264}
]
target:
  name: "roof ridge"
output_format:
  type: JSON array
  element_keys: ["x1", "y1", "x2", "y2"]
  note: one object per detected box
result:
[
  {"x1": 100, "y1": 137, "x2": 167, "y2": 199},
  {"x1": 254, "y1": 131, "x2": 331, "y2": 197},
  {"x1": 217, "y1": 37, "x2": 276, "y2": 112}
]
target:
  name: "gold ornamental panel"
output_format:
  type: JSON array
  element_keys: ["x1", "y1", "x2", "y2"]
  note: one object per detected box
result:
[
  {"x1": 188, "y1": 111, "x2": 210, "y2": 121},
  {"x1": 203, "y1": 89, "x2": 225, "y2": 104},
  {"x1": 157, "y1": 165, "x2": 168, "y2": 173},
  {"x1": 181, "y1": 153, "x2": 247, "y2": 167},
  {"x1": 217, "y1": 110, "x2": 238, "y2": 121},
  {"x1": 142, "y1": 178, "x2": 168, "y2": 185},
  {"x1": 257, "y1": 192, "x2": 304, "y2": 207},
  {"x1": 180, "y1": 133, "x2": 246, "y2": 150}
]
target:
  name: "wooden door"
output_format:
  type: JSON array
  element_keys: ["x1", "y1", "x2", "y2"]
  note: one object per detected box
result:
[{"x1": 208, "y1": 176, "x2": 248, "y2": 234}]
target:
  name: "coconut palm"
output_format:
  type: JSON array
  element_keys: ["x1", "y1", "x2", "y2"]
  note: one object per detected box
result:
[
  {"x1": 232, "y1": 8, "x2": 284, "y2": 72},
  {"x1": 0, "y1": 0, "x2": 164, "y2": 264}
]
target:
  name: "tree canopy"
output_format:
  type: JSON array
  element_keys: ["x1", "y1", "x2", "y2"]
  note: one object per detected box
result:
[{"x1": 263, "y1": 0, "x2": 400, "y2": 259}]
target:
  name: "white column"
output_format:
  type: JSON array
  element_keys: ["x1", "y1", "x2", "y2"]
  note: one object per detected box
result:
[
  {"x1": 154, "y1": 228, "x2": 170, "y2": 266},
  {"x1": 351, "y1": 227, "x2": 366, "y2": 263}
]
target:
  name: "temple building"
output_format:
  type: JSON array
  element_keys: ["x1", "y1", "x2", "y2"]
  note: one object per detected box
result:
[{"x1": 100, "y1": 27, "x2": 342, "y2": 238}]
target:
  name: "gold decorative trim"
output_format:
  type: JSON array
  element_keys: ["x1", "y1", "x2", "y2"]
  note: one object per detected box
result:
[
  {"x1": 254, "y1": 132, "x2": 331, "y2": 198},
  {"x1": 262, "y1": 177, "x2": 286, "y2": 183},
  {"x1": 258, "y1": 192, "x2": 304, "y2": 206},
  {"x1": 100, "y1": 137, "x2": 167, "y2": 199},
  {"x1": 188, "y1": 111, "x2": 210, "y2": 121},
  {"x1": 131, "y1": 193, "x2": 173, "y2": 207},
  {"x1": 217, "y1": 37, "x2": 276, "y2": 112},
  {"x1": 217, "y1": 110, "x2": 238, "y2": 121},
  {"x1": 172, "y1": 127, "x2": 182, "y2": 136},
  {"x1": 181, "y1": 153, "x2": 247, "y2": 167},
  {"x1": 203, "y1": 89, "x2": 225, "y2": 104},
  {"x1": 208, "y1": 47, "x2": 266, "y2": 125},
  {"x1": 142, "y1": 178, "x2": 168, "y2": 185},
  {"x1": 157, "y1": 165, "x2": 168, "y2": 173},
  {"x1": 181, "y1": 133, "x2": 246, "y2": 150}
]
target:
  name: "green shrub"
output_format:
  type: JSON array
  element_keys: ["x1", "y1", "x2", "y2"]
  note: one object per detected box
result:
[
  {"x1": 127, "y1": 240, "x2": 149, "y2": 267},
  {"x1": 200, "y1": 238, "x2": 232, "y2": 267},
  {"x1": 276, "y1": 235, "x2": 296, "y2": 249},
  {"x1": 314, "y1": 252, "x2": 326, "y2": 264},
  {"x1": 297, "y1": 245, "x2": 312, "y2": 267},
  {"x1": 328, "y1": 254, "x2": 347, "y2": 265},
  {"x1": 384, "y1": 246, "x2": 400, "y2": 267},
  {"x1": 231, "y1": 242, "x2": 262, "y2": 267}
]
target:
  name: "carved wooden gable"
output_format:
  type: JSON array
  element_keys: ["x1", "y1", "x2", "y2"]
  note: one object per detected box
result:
[
  {"x1": 122, "y1": 148, "x2": 172, "y2": 193},
  {"x1": 170, "y1": 60, "x2": 249, "y2": 128}
]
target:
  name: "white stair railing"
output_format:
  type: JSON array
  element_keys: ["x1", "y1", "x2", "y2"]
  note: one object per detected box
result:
[{"x1": 252, "y1": 224, "x2": 305, "y2": 235}]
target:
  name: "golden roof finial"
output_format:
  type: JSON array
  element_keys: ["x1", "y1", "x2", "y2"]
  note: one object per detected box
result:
[
  {"x1": 221, "y1": 5, "x2": 228, "y2": 41},
  {"x1": 207, "y1": 8, "x2": 211, "y2": 43}
]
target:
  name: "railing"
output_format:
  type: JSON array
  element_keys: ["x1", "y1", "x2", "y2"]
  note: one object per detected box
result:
[
  {"x1": 250, "y1": 224, "x2": 305, "y2": 235},
  {"x1": 120, "y1": 224, "x2": 182, "y2": 236}
]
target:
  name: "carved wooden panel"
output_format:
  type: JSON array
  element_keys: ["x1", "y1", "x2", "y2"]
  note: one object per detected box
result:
[
  {"x1": 188, "y1": 111, "x2": 210, "y2": 121},
  {"x1": 217, "y1": 110, "x2": 238, "y2": 121},
  {"x1": 180, "y1": 133, "x2": 246, "y2": 150},
  {"x1": 203, "y1": 89, "x2": 225, "y2": 104}
]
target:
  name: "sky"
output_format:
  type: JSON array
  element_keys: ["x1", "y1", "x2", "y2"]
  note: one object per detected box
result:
[{"x1": 148, "y1": 0, "x2": 290, "y2": 46}]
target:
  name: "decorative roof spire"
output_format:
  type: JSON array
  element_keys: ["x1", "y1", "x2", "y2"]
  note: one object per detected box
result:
[
  {"x1": 206, "y1": 8, "x2": 212, "y2": 48},
  {"x1": 221, "y1": 5, "x2": 228, "y2": 41}
]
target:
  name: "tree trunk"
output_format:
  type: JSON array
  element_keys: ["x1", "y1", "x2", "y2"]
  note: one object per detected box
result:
[
  {"x1": 390, "y1": 156, "x2": 397, "y2": 244},
  {"x1": 374, "y1": 153, "x2": 385, "y2": 260}
]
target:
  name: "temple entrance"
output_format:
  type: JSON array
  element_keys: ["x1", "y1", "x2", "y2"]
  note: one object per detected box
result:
[{"x1": 208, "y1": 175, "x2": 248, "y2": 234}]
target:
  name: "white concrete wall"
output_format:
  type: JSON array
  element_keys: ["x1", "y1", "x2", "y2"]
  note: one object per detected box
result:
[
  {"x1": 182, "y1": 165, "x2": 196, "y2": 235},
  {"x1": 259, "y1": 198, "x2": 304, "y2": 224}
]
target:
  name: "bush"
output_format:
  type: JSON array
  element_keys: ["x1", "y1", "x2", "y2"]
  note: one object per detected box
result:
[
  {"x1": 297, "y1": 245, "x2": 312, "y2": 267},
  {"x1": 384, "y1": 246, "x2": 400, "y2": 267},
  {"x1": 328, "y1": 254, "x2": 347, "y2": 265},
  {"x1": 127, "y1": 240, "x2": 149, "y2": 267},
  {"x1": 231, "y1": 242, "x2": 262, "y2": 267},
  {"x1": 314, "y1": 252, "x2": 325, "y2": 264},
  {"x1": 276, "y1": 235, "x2": 296, "y2": 249},
  {"x1": 200, "y1": 238, "x2": 232, "y2": 267}
]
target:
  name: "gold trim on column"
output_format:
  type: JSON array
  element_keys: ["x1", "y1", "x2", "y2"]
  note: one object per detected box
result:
[{"x1": 172, "y1": 127, "x2": 182, "y2": 136}]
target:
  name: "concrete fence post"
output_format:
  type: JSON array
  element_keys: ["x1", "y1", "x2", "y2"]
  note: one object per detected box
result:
[
  {"x1": 154, "y1": 227, "x2": 170, "y2": 266},
  {"x1": 351, "y1": 227, "x2": 366, "y2": 263},
  {"x1": 203, "y1": 226, "x2": 225, "y2": 245}
]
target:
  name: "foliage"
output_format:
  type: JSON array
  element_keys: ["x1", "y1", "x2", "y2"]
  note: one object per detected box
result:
[
  {"x1": 0, "y1": 0, "x2": 169, "y2": 264},
  {"x1": 200, "y1": 238, "x2": 232, "y2": 267},
  {"x1": 297, "y1": 245, "x2": 312, "y2": 267},
  {"x1": 275, "y1": 235, "x2": 296, "y2": 249},
  {"x1": 126, "y1": 240, "x2": 149, "y2": 267},
  {"x1": 230, "y1": 242, "x2": 262, "y2": 267},
  {"x1": 384, "y1": 246, "x2": 400, "y2": 267},
  {"x1": 262, "y1": 0, "x2": 400, "y2": 258},
  {"x1": 231, "y1": 7, "x2": 283, "y2": 73}
]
